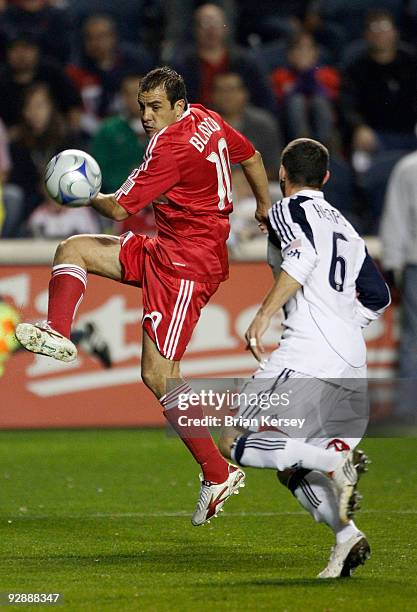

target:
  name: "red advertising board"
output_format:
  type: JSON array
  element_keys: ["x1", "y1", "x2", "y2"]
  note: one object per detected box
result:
[{"x1": 0, "y1": 264, "x2": 398, "y2": 429}]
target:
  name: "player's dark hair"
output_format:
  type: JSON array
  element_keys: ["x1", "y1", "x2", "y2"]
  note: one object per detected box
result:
[
  {"x1": 139, "y1": 66, "x2": 188, "y2": 110},
  {"x1": 281, "y1": 138, "x2": 329, "y2": 188}
]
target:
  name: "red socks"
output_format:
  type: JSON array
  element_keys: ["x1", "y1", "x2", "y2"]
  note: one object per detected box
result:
[
  {"x1": 47, "y1": 265, "x2": 229, "y2": 483},
  {"x1": 47, "y1": 264, "x2": 87, "y2": 338},
  {"x1": 161, "y1": 382, "x2": 229, "y2": 483}
]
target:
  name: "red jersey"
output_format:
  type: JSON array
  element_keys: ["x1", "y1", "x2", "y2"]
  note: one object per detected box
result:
[{"x1": 115, "y1": 104, "x2": 255, "y2": 283}]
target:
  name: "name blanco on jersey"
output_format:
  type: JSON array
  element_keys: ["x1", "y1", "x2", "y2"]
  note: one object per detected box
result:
[{"x1": 189, "y1": 117, "x2": 221, "y2": 152}]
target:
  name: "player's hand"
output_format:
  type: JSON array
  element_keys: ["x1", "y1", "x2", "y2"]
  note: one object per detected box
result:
[
  {"x1": 255, "y1": 208, "x2": 269, "y2": 234},
  {"x1": 245, "y1": 312, "x2": 270, "y2": 362}
]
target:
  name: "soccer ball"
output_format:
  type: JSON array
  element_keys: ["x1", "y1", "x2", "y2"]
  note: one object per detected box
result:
[{"x1": 45, "y1": 149, "x2": 102, "y2": 207}]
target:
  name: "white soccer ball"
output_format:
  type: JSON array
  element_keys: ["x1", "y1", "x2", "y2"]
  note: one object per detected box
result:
[{"x1": 45, "y1": 149, "x2": 102, "y2": 207}]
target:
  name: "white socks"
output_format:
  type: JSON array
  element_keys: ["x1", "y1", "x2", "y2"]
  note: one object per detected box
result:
[
  {"x1": 232, "y1": 433, "x2": 361, "y2": 544},
  {"x1": 290, "y1": 469, "x2": 359, "y2": 544},
  {"x1": 232, "y1": 434, "x2": 341, "y2": 474}
]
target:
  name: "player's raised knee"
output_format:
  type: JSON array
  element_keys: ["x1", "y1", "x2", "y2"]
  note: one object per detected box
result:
[{"x1": 54, "y1": 235, "x2": 85, "y2": 264}]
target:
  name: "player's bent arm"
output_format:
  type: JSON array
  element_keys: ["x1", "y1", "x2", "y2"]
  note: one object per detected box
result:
[
  {"x1": 354, "y1": 250, "x2": 391, "y2": 327},
  {"x1": 90, "y1": 193, "x2": 130, "y2": 221},
  {"x1": 240, "y1": 150, "x2": 271, "y2": 225},
  {"x1": 245, "y1": 270, "x2": 301, "y2": 361}
]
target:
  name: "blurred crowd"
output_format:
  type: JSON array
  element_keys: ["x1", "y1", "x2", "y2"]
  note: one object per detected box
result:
[{"x1": 0, "y1": 0, "x2": 417, "y2": 247}]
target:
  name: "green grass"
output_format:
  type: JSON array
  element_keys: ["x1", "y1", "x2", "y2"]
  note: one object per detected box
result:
[{"x1": 0, "y1": 430, "x2": 416, "y2": 611}]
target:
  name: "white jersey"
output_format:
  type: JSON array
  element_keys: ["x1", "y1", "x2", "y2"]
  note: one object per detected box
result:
[{"x1": 265, "y1": 189, "x2": 390, "y2": 379}]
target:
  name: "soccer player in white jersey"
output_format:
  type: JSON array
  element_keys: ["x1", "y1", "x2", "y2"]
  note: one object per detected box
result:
[{"x1": 220, "y1": 138, "x2": 391, "y2": 578}]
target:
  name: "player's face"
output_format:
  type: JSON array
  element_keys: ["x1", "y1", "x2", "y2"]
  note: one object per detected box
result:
[{"x1": 138, "y1": 87, "x2": 184, "y2": 137}]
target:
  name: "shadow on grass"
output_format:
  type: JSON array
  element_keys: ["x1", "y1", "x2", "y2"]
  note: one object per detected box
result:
[
  {"x1": 2, "y1": 546, "x2": 306, "y2": 573},
  {"x1": 203, "y1": 576, "x2": 408, "y2": 588}
]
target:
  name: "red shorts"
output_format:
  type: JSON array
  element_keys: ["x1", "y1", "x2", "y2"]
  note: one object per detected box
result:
[{"x1": 119, "y1": 232, "x2": 220, "y2": 361}]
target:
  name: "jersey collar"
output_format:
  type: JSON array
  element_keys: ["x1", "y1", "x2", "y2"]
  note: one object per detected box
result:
[
  {"x1": 294, "y1": 189, "x2": 324, "y2": 199},
  {"x1": 176, "y1": 107, "x2": 191, "y2": 122}
]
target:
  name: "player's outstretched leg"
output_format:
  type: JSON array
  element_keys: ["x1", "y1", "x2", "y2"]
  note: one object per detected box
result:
[
  {"x1": 278, "y1": 466, "x2": 370, "y2": 578},
  {"x1": 220, "y1": 429, "x2": 371, "y2": 576},
  {"x1": 141, "y1": 331, "x2": 245, "y2": 526},
  {"x1": 228, "y1": 433, "x2": 359, "y2": 524},
  {"x1": 16, "y1": 235, "x2": 122, "y2": 362}
]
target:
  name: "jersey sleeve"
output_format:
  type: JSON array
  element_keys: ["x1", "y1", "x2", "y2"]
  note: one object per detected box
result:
[
  {"x1": 353, "y1": 249, "x2": 391, "y2": 327},
  {"x1": 114, "y1": 131, "x2": 180, "y2": 214},
  {"x1": 219, "y1": 117, "x2": 255, "y2": 164},
  {"x1": 268, "y1": 199, "x2": 318, "y2": 285}
]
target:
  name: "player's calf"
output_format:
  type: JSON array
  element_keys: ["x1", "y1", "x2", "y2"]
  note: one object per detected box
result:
[{"x1": 218, "y1": 427, "x2": 243, "y2": 460}]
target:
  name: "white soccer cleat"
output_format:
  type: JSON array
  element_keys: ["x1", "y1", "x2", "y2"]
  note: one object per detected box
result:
[
  {"x1": 331, "y1": 451, "x2": 358, "y2": 524},
  {"x1": 317, "y1": 532, "x2": 371, "y2": 578},
  {"x1": 15, "y1": 322, "x2": 77, "y2": 363},
  {"x1": 191, "y1": 465, "x2": 245, "y2": 526}
]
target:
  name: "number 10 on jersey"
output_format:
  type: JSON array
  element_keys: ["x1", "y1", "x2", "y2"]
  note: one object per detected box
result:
[{"x1": 206, "y1": 137, "x2": 232, "y2": 210}]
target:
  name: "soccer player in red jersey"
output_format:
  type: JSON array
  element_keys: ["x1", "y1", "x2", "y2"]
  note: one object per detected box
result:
[{"x1": 16, "y1": 67, "x2": 271, "y2": 525}]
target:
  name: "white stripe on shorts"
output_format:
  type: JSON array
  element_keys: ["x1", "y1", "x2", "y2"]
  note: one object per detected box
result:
[
  {"x1": 163, "y1": 279, "x2": 186, "y2": 357},
  {"x1": 165, "y1": 280, "x2": 194, "y2": 360}
]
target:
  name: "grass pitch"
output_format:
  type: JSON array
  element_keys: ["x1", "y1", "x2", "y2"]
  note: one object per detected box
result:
[{"x1": 0, "y1": 430, "x2": 416, "y2": 611}]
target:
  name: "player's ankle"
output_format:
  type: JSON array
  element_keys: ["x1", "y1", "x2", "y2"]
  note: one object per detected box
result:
[
  {"x1": 336, "y1": 522, "x2": 358, "y2": 545},
  {"x1": 47, "y1": 321, "x2": 71, "y2": 339},
  {"x1": 201, "y1": 451, "x2": 229, "y2": 483}
]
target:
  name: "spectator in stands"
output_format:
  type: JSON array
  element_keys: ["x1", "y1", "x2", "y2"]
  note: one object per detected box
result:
[
  {"x1": 162, "y1": 0, "x2": 236, "y2": 62},
  {"x1": 317, "y1": 0, "x2": 403, "y2": 45},
  {"x1": 341, "y1": 10, "x2": 417, "y2": 164},
  {"x1": 0, "y1": 117, "x2": 27, "y2": 239},
  {"x1": 211, "y1": 71, "x2": 282, "y2": 178},
  {"x1": 28, "y1": 198, "x2": 101, "y2": 238},
  {"x1": 91, "y1": 74, "x2": 146, "y2": 193},
  {"x1": 0, "y1": 118, "x2": 11, "y2": 233},
  {"x1": 0, "y1": 0, "x2": 8, "y2": 62},
  {"x1": 2, "y1": 0, "x2": 72, "y2": 63},
  {"x1": 173, "y1": 3, "x2": 276, "y2": 113},
  {"x1": 271, "y1": 32, "x2": 340, "y2": 146},
  {"x1": 68, "y1": 0, "x2": 158, "y2": 50},
  {"x1": 7, "y1": 83, "x2": 84, "y2": 236},
  {"x1": 66, "y1": 13, "x2": 152, "y2": 135},
  {"x1": 380, "y1": 151, "x2": 417, "y2": 380},
  {"x1": 0, "y1": 33, "x2": 82, "y2": 133},
  {"x1": 237, "y1": 0, "x2": 310, "y2": 43},
  {"x1": 240, "y1": 1, "x2": 342, "y2": 58},
  {"x1": 227, "y1": 167, "x2": 270, "y2": 260}
]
